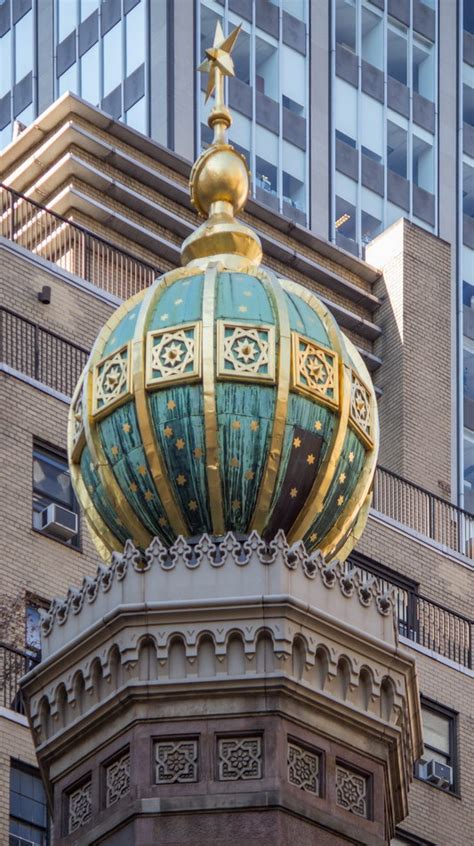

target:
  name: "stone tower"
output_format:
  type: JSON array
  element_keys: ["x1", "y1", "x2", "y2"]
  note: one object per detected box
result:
[{"x1": 21, "y1": 21, "x2": 422, "y2": 845}]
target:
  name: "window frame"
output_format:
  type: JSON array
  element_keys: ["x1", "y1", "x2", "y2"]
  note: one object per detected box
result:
[
  {"x1": 32, "y1": 439, "x2": 81, "y2": 551},
  {"x1": 9, "y1": 758, "x2": 50, "y2": 846},
  {"x1": 416, "y1": 696, "x2": 458, "y2": 794}
]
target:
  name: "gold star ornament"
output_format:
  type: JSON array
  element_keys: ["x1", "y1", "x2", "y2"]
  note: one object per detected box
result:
[{"x1": 198, "y1": 21, "x2": 242, "y2": 103}]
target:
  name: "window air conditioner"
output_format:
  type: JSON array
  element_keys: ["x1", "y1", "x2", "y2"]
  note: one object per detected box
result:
[
  {"x1": 421, "y1": 758, "x2": 453, "y2": 789},
  {"x1": 41, "y1": 503, "x2": 78, "y2": 541}
]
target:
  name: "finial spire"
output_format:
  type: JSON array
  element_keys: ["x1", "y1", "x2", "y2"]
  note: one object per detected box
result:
[{"x1": 181, "y1": 20, "x2": 262, "y2": 270}]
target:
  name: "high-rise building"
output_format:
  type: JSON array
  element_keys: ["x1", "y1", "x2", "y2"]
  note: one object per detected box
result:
[{"x1": 0, "y1": 0, "x2": 473, "y2": 515}]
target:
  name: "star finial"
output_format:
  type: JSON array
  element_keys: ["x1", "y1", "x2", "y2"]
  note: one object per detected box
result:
[{"x1": 198, "y1": 21, "x2": 242, "y2": 105}]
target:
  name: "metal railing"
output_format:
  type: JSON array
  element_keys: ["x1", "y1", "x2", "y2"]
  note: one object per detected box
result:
[
  {"x1": 0, "y1": 183, "x2": 160, "y2": 300},
  {"x1": 347, "y1": 558, "x2": 473, "y2": 669},
  {"x1": 373, "y1": 465, "x2": 474, "y2": 558},
  {"x1": 0, "y1": 642, "x2": 39, "y2": 714},
  {"x1": 0, "y1": 306, "x2": 89, "y2": 396}
]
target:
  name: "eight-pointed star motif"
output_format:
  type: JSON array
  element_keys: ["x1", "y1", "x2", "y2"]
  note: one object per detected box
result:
[{"x1": 198, "y1": 21, "x2": 242, "y2": 102}]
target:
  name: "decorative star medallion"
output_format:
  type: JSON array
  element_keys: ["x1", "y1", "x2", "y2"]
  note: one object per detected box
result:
[{"x1": 198, "y1": 21, "x2": 242, "y2": 103}]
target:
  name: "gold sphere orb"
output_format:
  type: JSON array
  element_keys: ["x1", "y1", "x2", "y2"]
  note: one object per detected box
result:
[{"x1": 191, "y1": 145, "x2": 249, "y2": 217}]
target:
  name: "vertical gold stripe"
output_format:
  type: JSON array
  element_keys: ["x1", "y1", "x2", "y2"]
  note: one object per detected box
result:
[
  {"x1": 132, "y1": 270, "x2": 190, "y2": 536},
  {"x1": 250, "y1": 270, "x2": 291, "y2": 533},
  {"x1": 202, "y1": 263, "x2": 225, "y2": 534},
  {"x1": 84, "y1": 291, "x2": 152, "y2": 549},
  {"x1": 281, "y1": 279, "x2": 351, "y2": 543},
  {"x1": 68, "y1": 378, "x2": 121, "y2": 561}
]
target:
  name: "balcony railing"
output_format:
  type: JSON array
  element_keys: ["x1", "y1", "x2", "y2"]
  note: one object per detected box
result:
[
  {"x1": 0, "y1": 642, "x2": 39, "y2": 714},
  {"x1": 373, "y1": 464, "x2": 474, "y2": 558},
  {"x1": 0, "y1": 183, "x2": 159, "y2": 300},
  {"x1": 346, "y1": 560, "x2": 473, "y2": 669},
  {"x1": 0, "y1": 306, "x2": 88, "y2": 397}
]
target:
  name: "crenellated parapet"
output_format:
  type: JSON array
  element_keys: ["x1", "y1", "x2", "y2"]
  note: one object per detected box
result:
[{"x1": 22, "y1": 531, "x2": 421, "y2": 846}]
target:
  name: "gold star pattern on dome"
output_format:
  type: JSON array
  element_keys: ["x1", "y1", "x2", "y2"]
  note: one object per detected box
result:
[
  {"x1": 231, "y1": 499, "x2": 241, "y2": 510},
  {"x1": 111, "y1": 445, "x2": 119, "y2": 457},
  {"x1": 243, "y1": 290, "x2": 252, "y2": 298},
  {"x1": 231, "y1": 420, "x2": 241, "y2": 430},
  {"x1": 348, "y1": 451, "x2": 355, "y2": 463},
  {"x1": 198, "y1": 20, "x2": 242, "y2": 103},
  {"x1": 244, "y1": 469, "x2": 255, "y2": 481},
  {"x1": 129, "y1": 482, "x2": 138, "y2": 493},
  {"x1": 250, "y1": 420, "x2": 259, "y2": 432},
  {"x1": 337, "y1": 495, "x2": 344, "y2": 506},
  {"x1": 176, "y1": 474, "x2": 187, "y2": 486},
  {"x1": 175, "y1": 438, "x2": 185, "y2": 450},
  {"x1": 144, "y1": 490, "x2": 154, "y2": 501},
  {"x1": 122, "y1": 422, "x2": 131, "y2": 433},
  {"x1": 188, "y1": 500, "x2": 198, "y2": 511},
  {"x1": 290, "y1": 487, "x2": 298, "y2": 498},
  {"x1": 164, "y1": 425, "x2": 173, "y2": 438},
  {"x1": 309, "y1": 532, "x2": 317, "y2": 543},
  {"x1": 293, "y1": 437, "x2": 301, "y2": 448},
  {"x1": 306, "y1": 453, "x2": 315, "y2": 465},
  {"x1": 147, "y1": 323, "x2": 201, "y2": 387},
  {"x1": 230, "y1": 456, "x2": 240, "y2": 468},
  {"x1": 93, "y1": 345, "x2": 131, "y2": 417},
  {"x1": 238, "y1": 305, "x2": 248, "y2": 313},
  {"x1": 314, "y1": 420, "x2": 322, "y2": 431},
  {"x1": 193, "y1": 447, "x2": 203, "y2": 460},
  {"x1": 174, "y1": 298, "x2": 183, "y2": 306},
  {"x1": 339, "y1": 472, "x2": 346, "y2": 484},
  {"x1": 217, "y1": 321, "x2": 275, "y2": 382},
  {"x1": 167, "y1": 399, "x2": 176, "y2": 410},
  {"x1": 158, "y1": 516, "x2": 168, "y2": 527},
  {"x1": 137, "y1": 465, "x2": 147, "y2": 476}
]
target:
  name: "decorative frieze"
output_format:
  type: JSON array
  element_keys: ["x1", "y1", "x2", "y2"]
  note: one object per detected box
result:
[
  {"x1": 335, "y1": 764, "x2": 368, "y2": 818},
  {"x1": 155, "y1": 739, "x2": 199, "y2": 784},
  {"x1": 105, "y1": 751, "x2": 130, "y2": 807},
  {"x1": 287, "y1": 741, "x2": 320, "y2": 795},
  {"x1": 68, "y1": 780, "x2": 92, "y2": 833},
  {"x1": 217, "y1": 736, "x2": 263, "y2": 781}
]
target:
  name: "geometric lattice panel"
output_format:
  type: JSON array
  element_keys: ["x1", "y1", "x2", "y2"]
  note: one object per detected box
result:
[
  {"x1": 290, "y1": 332, "x2": 339, "y2": 409},
  {"x1": 217, "y1": 736, "x2": 263, "y2": 781},
  {"x1": 155, "y1": 738, "x2": 199, "y2": 783},
  {"x1": 68, "y1": 779, "x2": 92, "y2": 833},
  {"x1": 217, "y1": 321, "x2": 275, "y2": 382},
  {"x1": 349, "y1": 370, "x2": 373, "y2": 449},
  {"x1": 287, "y1": 740, "x2": 320, "y2": 794},
  {"x1": 146, "y1": 322, "x2": 202, "y2": 388},
  {"x1": 92, "y1": 343, "x2": 132, "y2": 418},
  {"x1": 105, "y1": 751, "x2": 130, "y2": 807},
  {"x1": 335, "y1": 763, "x2": 369, "y2": 818}
]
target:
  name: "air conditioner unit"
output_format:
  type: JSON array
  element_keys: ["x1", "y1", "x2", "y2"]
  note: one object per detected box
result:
[
  {"x1": 41, "y1": 503, "x2": 78, "y2": 541},
  {"x1": 421, "y1": 758, "x2": 453, "y2": 789}
]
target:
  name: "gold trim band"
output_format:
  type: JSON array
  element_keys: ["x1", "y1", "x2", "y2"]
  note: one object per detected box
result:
[{"x1": 202, "y1": 263, "x2": 225, "y2": 534}]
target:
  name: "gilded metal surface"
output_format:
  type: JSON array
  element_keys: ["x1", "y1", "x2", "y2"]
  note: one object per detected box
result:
[
  {"x1": 146, "y1": 321, "x2": 202, "y2": 388},
  {"x1": 67, "y1": 376, "x2": 122, "y2": 561},
  {"x1": 281, "y1": 279, "x2": 350, "y2": 544},
  {"x1": 349, "y1": 369, "x2": 374, "y2": 449},
  {"x1": 216, "y1": 320, "x2": 276, "y2": 382},
  {"x1": 85, "y1": 291, "x2": 152, "y2": 549},
  {"x1": 202, "y1": 263, "x2": 225, "y2": 534},
  {"x1": 250, "y1": 269, "x2": 291, "y2": 533},
  {"x1": 290, "y1": 331, "x2": 339, "y2": 410},
  {"x1": 92, "y1": 342, "x2": 133, "y2": 420},
  {"x1": 132, "y1": 273, "x2": 190, "y2": 537}
]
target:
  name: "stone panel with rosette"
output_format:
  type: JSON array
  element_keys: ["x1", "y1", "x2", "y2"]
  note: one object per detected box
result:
[
  {"x1": 287, "y1": 740, "x2": 320, "y2": 794},
  {"x1": 217, "y1": 736, "x2": 263, "y2": 781},
  {"x1": 155, "y1": 738, "x2": 199, "y2": 784}
]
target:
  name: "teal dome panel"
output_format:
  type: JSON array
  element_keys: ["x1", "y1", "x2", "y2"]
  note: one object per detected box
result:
[
  {"x1": 284, "y1": 290, "x2": 330, "y2": 345},
  {"x1": 215, "y1": 272, "x2": 275, "y2": 323},
  {"x1": 80, "y1": 446, "x2": 130, "y2": 545},
  {"x1": 147, "y1": 274, "x2": 204, "y2": 330}
]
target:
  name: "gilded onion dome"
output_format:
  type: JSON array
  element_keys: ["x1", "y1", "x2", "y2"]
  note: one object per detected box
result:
[{"x1": 68, "y1": 21, "x2": 379, "y2": 564}]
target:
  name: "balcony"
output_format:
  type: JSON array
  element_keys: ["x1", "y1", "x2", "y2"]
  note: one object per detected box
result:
[
  {"x1": 0, "y1": 642, "x2": 39, "y2": 715},
  {"x1": 0, "y1": 183, "x2": 159, "y2": 301}
]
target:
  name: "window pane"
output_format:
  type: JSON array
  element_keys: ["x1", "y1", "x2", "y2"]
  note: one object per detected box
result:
[
  {"x1": 80, "y1": 41, "x2": 99, "y2": 105},
  {"x1": 126, "y1": 95, "x2": 146, "y2": 133},
  {"x1": 26, "y1": 605, "x2": 42, "y2": 653},
  {"x1": 58, "y1": 0, "x2": 78, "y2": 41},
  {"x1": 413, "y1": 37, "x2": 434, "y2": 101},
  {"x1": 422, "y1": 708, "x2": 450, "y2": 756},
  {"x1": 58, "y1": 62, "x2": 78, "y2": 95},
  {"x1": 125, "y1": 0, "x2": 145, "y2": 77},
  {"x1": 387, "y1": 120, "x2": 407, "y2": 177},
  {"x1": 103, "y1": 20, "x2": 122, "y2": 96},
  {"x1": 336, "y1": 0, "x2": 356, "y2": 52},
  {"x1": 282, "y1": 45, "x2": 306, "y2": 116},
  {"x1": 256, "y1": 36, "x2": 278, "y2": 102},
  {"x1": 412, "y1": 136, "x2": 433, "y2": 193},
  {"x1": 387, "y1": 23, "x2": 407, "y2": 85},
  {"x1": 0, "y1": 29, "x2": 11, "y2": 98},
  {"x1": 362, "y1": 5, "x2": 383, "y2": 70},
  {"x1": 0, "y1": 123, "x2": 11, "y2": 149},
  {"x1": 80, "y1": 0, "x2": 98, "y2": 22},
  {"x1": 14, "y1": 10, "x2": 33, "y2": 83},
  {"x1": 33, "y1": 451, "x2": 73, "y2": 507}
]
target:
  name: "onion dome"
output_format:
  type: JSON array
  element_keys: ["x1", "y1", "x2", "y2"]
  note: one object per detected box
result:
[{"x1": 68, "y1": 22, "x2": 379, "y2": 564}]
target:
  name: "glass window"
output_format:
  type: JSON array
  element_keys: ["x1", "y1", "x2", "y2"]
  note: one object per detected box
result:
[
  {"x1": 232, "y1": 25, "x2": 250, "y2": 85},
  {"x1": 126, "y1": 95, "x2": 146, "y2": 133},
  {"x1": 80, "y1": 41, "x2": 99, "y2": 105},
  {"x1": 282, "y1": 0, "x2": 306, "y2": 22},
  {"x1": 9, "y1": 762, "x2": 49, "y2": 846},
  {"x1": 0, "y1": 29, "x2": 11, "y2": 98},
  {"x1": 58, "y1": 0, "x2": 78, "y2": 41},
  {"x1": 80, "y1": 0, "x2": 98, "y2": 21},
  {"x1": 361, "y1": 4, "x2": 383, "y2": 70},
  {"x1": 412, "y1": 135, "x2": 434, "y2": 193},
  {"x1": 26, "y1": 603, "x2": 43, "y2": 656},
  {"x1": 282, "y1": 45, "x2": 306, "y2": 116},
  {"x1": 14, "y1": 9, "x2": 33, "y2": 83},
  {"x1": 256, "y1": 36, "x2": 278, "y2": 102},
  {"x1": 283, "y1": 139, "x2": 305, "y2": 211},
  {"x1": 464, "y1": 82, "x2": 474, "y2": 127},
  {"x1": 15, "y1": 102, "x2": 33, "y2": 126},
  {"x1": 416, "y1": 699, "x2": 457, "y2": 791},
  {"x1": 387, "y1": 22, "x2": 407, "y2": 86},
  {"x1": 336, "y1": 0, "x2": 356, "y2": 53},
  {"x1": 413, "y1": 37, "x2": 434, "y2": 101},
  {"x1": 103, "y1": 20, "x2": 122, "y2": 96},
  {"x1": 361, "y1": 188, "x2": 383, "y2": 245},
  {"x1": 58, "y1": 62, "x2": 78, "y2": 95},
  {"x1": 387, "y1": 120, "x2": 408, "y2": 177},
  {"x1": 32, "y1": 443, "x2": 79, "y2": 546},
  {"x1": 463, "y1": 162, "x2": 474, "y2": 219},
  {"x1": 0, "y1": 123, "x2": 12, "y2": 149},
  {"x1": 125, "y1": 0, "x2": 145, "y2": 77},
  {"x1": 360, "y1": 94, "x2": 383, "y2": 160}
]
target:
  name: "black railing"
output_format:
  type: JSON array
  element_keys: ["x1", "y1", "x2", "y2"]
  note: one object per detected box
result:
[
  {"x1": 373, "y1": 465, "x2": 474, "y2": 558},
  {"x1": 346, "y1": 558, "x2": 473, "y2": 669},
  {"x1": 0, "y1": 183, "x2": 160, "y2": 300},
  {"x1": 0, "y1": 306, "x2": 89, "y2": 396},
  {"x1": 0, "y1": 642, "x2": 39, "y2": 714}
]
